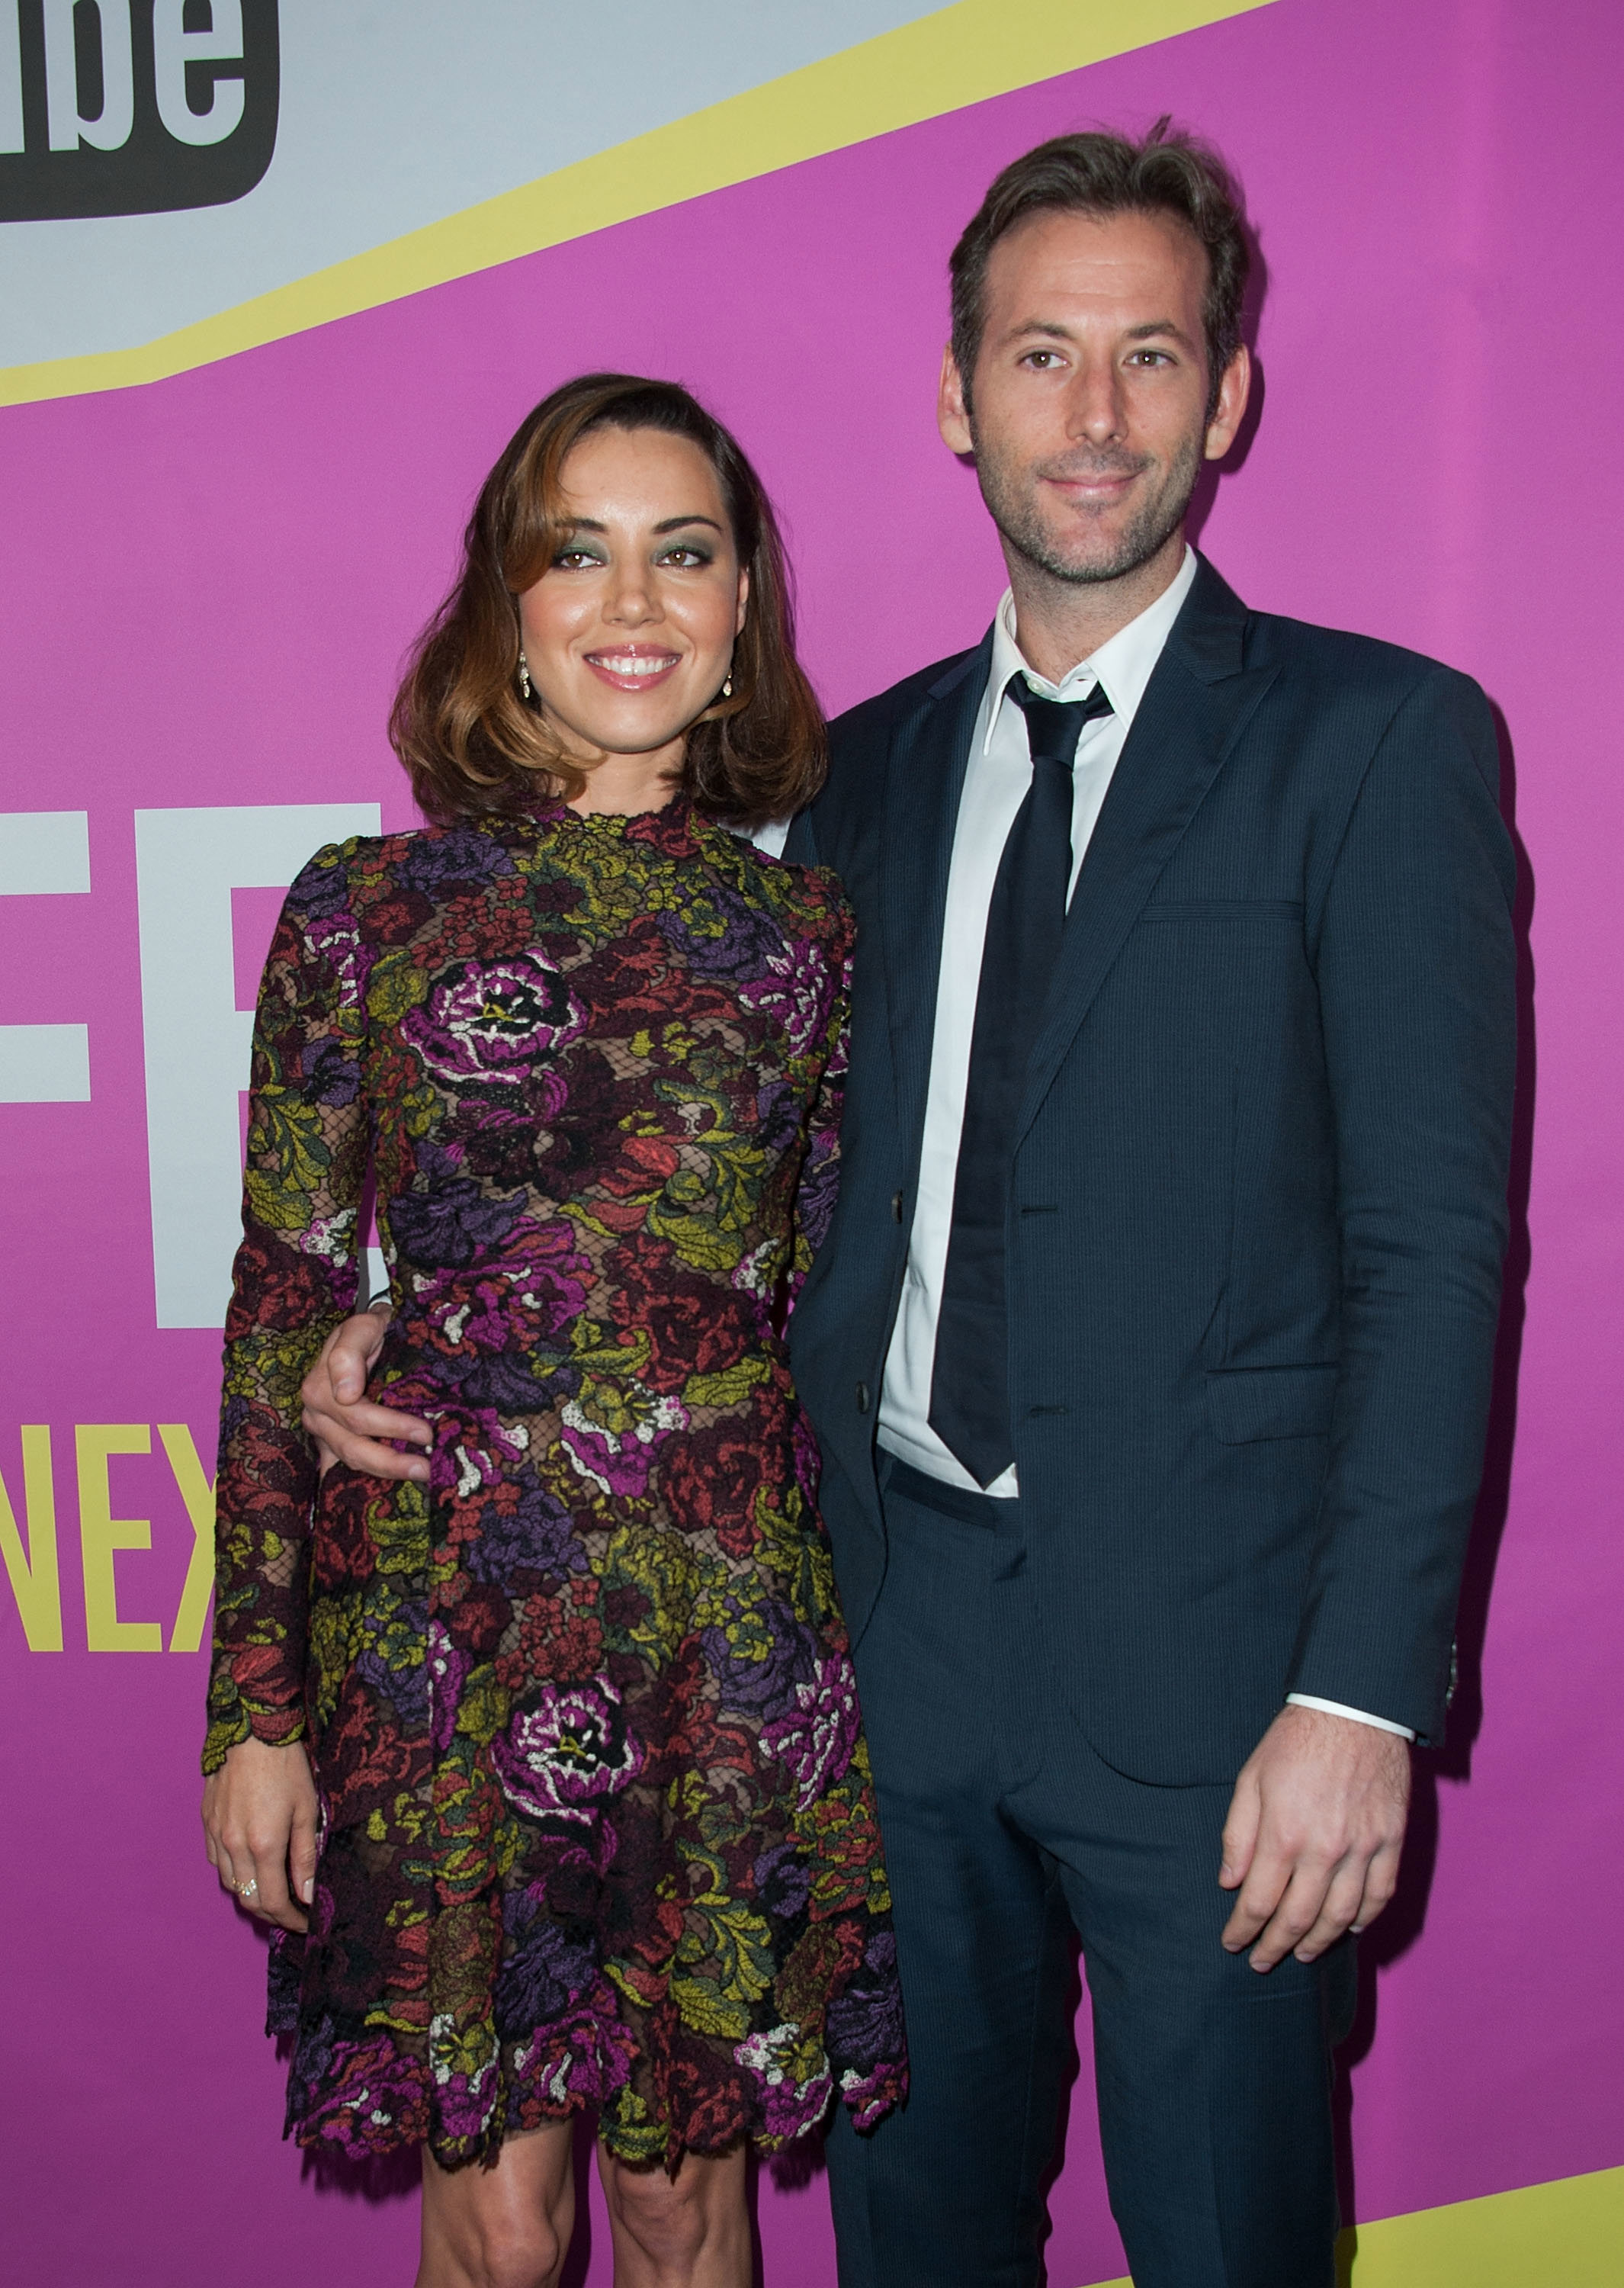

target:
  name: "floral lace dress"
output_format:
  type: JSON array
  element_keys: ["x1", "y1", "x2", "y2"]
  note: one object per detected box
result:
[{"x1": 204, "y1": 797, "x2": 906, "y2": 2170}]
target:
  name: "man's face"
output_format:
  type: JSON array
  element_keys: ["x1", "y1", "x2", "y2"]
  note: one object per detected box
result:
[{"x1": 939, "y1": 207, "x2": 1249, "y2": 586}]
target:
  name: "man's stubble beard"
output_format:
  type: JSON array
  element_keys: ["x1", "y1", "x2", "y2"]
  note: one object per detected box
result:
[{"x1": 971, "y1": 420, "x2": 1205, "y2": 588}]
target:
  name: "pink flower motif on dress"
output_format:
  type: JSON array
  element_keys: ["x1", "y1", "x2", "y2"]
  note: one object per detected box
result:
[
  {"x1": 759, "y1": 1652, "x2": 862, "y2": 1810},
  {"x1": 429, "y1": 2011, "x2": 501, "y2": 2144},
  {"x1": 734, "y1": 2023, "x2": 833, "y2": 2141},
  {"x1": 511, "y1": 1977, "x2": 640, "y2": 2112},
  {"x1": 428, "y1": 1617, "x2": 472, "y2": 1753},
  {"x1": 737, "y1": 940, "x2": 831, "y2": 1056},
  {"x1": 304, "y1": 2033, "x2": 428, "y2": 2155},
  {"x1": 492, "y1": 1679, "x2": 644, "y2": 1824},
  {"x1": 419, "y1": 1220, "x2": 593, "y2": 1352},
  {"x1": 403, "y1": 951, "x2": 585, "y2": 1083},
  {"x1": 560, "y1": 1380, "x2": 688, "y2": 1499}
]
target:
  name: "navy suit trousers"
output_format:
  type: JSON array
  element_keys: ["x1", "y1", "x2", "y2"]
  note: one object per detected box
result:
[{"x1": 825, "y1": 1457, "x2": 1357, "y2": 2288}]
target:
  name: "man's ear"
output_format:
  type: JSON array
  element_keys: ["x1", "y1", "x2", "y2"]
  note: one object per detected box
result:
[
  {"x1": 1204, "y1": 343, "x2": 1251, "y2": 462},
  {"x1": 938, "y1": 345, "x2": 975, "y2": 457}
]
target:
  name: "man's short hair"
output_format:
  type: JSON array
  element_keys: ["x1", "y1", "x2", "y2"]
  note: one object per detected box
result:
[{"x1": 949, "y1": 118, "x2": 1251, "y2": 421}]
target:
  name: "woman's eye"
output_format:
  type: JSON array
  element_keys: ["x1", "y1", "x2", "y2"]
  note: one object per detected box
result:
[
  {"x1": 552, "y1": 549, "x2": 602, "y2": 570},
  {"x1": 658, "y1": 546, "x2": 711, "y2": 568}
]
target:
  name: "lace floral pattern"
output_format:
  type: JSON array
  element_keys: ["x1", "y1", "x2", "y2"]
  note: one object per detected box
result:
[{"x1": 207, "y1": 798, "x2": 904, "y2": 2168}]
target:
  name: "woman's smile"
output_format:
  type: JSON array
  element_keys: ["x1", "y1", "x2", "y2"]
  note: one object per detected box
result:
[{"x1": 582, "y1": 642, "x2": 683, "y2": 692}]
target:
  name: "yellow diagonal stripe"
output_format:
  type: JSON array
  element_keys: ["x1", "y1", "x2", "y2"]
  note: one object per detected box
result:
[
  {"x1": 1081, "y1": 2161, "x2": 1624, "y2": 2287},
  {"x1": 0, "y1": 0, "x2": 1274, "y2": 410}
]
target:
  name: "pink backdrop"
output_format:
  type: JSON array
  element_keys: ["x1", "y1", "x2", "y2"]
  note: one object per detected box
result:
[{"x1": 3, "y1": 1, "x2": 1620, "y2": 2279}]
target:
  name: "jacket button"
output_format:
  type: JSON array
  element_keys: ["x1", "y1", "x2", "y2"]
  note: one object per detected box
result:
[
  {"x1": 855, "y1": 1382, "x2": 871, "y2": 1414},
  {"x1": 891, "y1": 1191, "x2": 904, "y2": 1223}
]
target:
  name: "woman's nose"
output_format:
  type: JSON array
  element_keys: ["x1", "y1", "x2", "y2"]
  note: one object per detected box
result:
[{"x1": 605, "y1": 568, "x2": 658, "y2": 623}]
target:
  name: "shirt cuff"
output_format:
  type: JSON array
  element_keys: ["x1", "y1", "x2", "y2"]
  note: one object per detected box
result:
[{"x1": 1286, "y1": 1692, "x2": 1415, "y2": 1742}]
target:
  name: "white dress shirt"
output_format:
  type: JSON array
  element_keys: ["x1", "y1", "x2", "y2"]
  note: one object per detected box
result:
[
  {"x1": 870, "y1": 548, "x2": 1411, "y2": 1740},
  {"x1": 877, "y1": 548, "x2": 1198, "y2": 1489}
]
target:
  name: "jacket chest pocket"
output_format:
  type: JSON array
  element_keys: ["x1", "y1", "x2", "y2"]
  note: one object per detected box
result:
[{"x1": 1207, "y1": 1363, "x2": 1337, "y2": 1444}]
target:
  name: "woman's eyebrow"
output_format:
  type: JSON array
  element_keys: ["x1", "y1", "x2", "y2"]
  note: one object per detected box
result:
[{"x1": 557, "y1": 513, "x2": 724, "y2": 537}]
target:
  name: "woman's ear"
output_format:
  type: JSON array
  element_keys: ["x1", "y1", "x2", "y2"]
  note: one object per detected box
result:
[{"x1": 735, "y1": 565, "x2": 750, "y2": 636}]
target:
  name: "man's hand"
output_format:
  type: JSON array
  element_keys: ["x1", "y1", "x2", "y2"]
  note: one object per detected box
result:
[
  {"x1": 1219, "y1": 1703, "x2": 1411, "y2": 1970},
  {"x1": 300, "y1": 1306, "x2": 432, "y2": 1484},
  {"x1": 202, "y1": 1737, "x2": 319, "y2": 1932}
]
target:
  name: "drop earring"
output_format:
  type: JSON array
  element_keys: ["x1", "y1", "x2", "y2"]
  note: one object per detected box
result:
[
  {"x1": 721, "y1": 670, "x2": 733, "y2": 700},
  {"x1": 518, "y1": 651, "x2": 533, "y2": 702}
]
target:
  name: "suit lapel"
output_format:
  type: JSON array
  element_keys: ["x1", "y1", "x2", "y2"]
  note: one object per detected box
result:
[
  {"x1": 880, "y1": 631, "x2": 993, "y2": 1126},
  {"x1": 1015, "y1": 561, "x2": 1278, "y2": 1146}
]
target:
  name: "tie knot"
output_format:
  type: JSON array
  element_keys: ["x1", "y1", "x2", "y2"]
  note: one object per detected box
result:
[{"x1": 1005, "y1": 673, "x2": 1114, "y2": 766}]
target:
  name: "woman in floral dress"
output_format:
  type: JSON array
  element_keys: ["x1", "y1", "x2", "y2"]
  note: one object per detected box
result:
[{"x1": 201, "y1": 374, "x2": 905, "y2": 2287}]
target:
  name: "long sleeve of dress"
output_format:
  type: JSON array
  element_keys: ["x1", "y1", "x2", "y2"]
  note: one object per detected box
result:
[{"x1": 203, "y1": 849, "x2": 369, "y2": 1774}]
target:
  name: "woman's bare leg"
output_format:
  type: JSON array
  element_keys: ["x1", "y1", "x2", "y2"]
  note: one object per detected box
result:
[
  {"x1": 599, "y1": 2145, "x2": 751, "y2": 2288},
  {"x1": 417, "y1": 2119, "x2": 576, "y2": 2288}
]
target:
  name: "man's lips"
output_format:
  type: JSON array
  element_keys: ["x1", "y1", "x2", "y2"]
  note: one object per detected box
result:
[
  {"x1": 1042, "y1": 466, "x2": 1144, "y2": 503},
  {"x1": 583, "y1": 646, "x2": 682, "y2": 693}
]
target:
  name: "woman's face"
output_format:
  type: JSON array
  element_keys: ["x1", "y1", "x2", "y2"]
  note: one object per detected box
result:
[{"x1": 517, "y1": 425, "x2": 747, "y2": 770}]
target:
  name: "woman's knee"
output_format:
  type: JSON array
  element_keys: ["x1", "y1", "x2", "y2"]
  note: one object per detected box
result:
[
  {"x1": 421, "y1": 2213, "x2": 566, "y2": 2288},
  {"x1": 604, "y1": 2155, "x2": 729, "y2": 2267},
  {"x1": 418, "y1": 2129, "x2": 574, "y2": 2288}
]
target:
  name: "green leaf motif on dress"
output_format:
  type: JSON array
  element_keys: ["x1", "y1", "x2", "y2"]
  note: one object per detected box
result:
[
  {"x1": 682, "y1": 1355, "x2": 771, "y2": 1410},
  {"x1": 366, "y1": 950, "x2": 431, "y2": 1024}
]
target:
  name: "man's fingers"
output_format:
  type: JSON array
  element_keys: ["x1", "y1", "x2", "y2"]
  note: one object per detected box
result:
[
  {"x1": 297, "y1": 1309, "x2": 432, "y2": 1480},
  {"x1": 1348, "y1": 1840, "x2": 1404, "y2": 1939},
  {"x1": 1289, "y1": 1859, "x2": 1369, "y2": 1962},
  {"x1": 300, "y1": 1398, "x2": 433, "y2": 1480},
  {"x1": 326, "y1": 1309, "x2": 387, "y2": 1403},
  {"x1": 335, "y1": 1399, "x2": 433, "y2": 1447},
  {"x1": 1218, "y1": 1767, "x2": 1262, "y2": 1891},
  {"x1": 1244, "y1": 1860, "x2": 1340, "y2": 1971},
  {"x1": 1221, "y1": 1839, "x2": 1295, "y2": 1952}
]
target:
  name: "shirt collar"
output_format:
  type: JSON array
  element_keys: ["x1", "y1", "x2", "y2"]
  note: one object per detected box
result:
[{"x1": 984, "y1": 543, "x2": 1199, "y2": 753}]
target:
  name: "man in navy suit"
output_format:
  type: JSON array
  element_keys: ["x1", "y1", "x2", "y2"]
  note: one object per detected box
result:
[
  {"x1": 778, "y1": 125, "x2": 1515, "y2": 2286},
  {"x1": 305, "y1": 126, "x2": 1516, "y2": 2288}
]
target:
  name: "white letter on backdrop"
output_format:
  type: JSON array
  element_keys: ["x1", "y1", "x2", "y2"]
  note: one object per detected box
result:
[
  {"x1": 134, "y1": 803, "x2": 380, "y2": 1330},
  {"x1": 1, "y1": 4, "x2": 24, "y2": 156},
  {"x1": 43, "y1": 0, "x2": 134, "y2": 153},
  {"x1": 153, "y1": 0, "x2": 245, "y2": 148},
  {"x1": 0, "y1": 811, "x2": 92, "y2": 1104}
]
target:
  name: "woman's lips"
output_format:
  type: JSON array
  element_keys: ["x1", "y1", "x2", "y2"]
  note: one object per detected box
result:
[{"x1": 583, "y1": 647, "x2": 682, "y2": 693}]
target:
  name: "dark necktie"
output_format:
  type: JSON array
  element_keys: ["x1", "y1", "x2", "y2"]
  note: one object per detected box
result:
[{"x1": 927, "y1": 673, "x2": 1115, "y2": 1487}]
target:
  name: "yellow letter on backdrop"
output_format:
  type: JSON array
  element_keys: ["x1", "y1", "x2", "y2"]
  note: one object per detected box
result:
[
  {"x1": 159, "y1": 1422, "x2": 216, "y2": 1653},
  {"x1": 76, "y1": 1424, "x2": 162, "y2": 1652},
  {"x1": 0, "y1": 1426, "x2": 63, "y2": 1650}
]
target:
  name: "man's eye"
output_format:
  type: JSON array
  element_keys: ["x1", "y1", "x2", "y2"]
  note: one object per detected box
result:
[
  {"x1": 1128, "y1": 350, "x2": 1173, "y2": 367},
  {"x1": 1023, "y1": 351, "x2": 1064, "y2": 370}
]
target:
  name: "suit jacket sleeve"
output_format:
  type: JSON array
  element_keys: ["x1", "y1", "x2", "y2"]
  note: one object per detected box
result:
[{"x1": 1287, "y1": 667, "x2": 1516, "y2": 1741}]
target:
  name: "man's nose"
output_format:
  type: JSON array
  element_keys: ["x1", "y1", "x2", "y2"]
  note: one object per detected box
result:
[{"x1": 1064, "y1": 357, "x2": 1128, "y2": 445}]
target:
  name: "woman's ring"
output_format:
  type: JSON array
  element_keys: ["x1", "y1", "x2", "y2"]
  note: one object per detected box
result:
[{"x1": 238, "y1": 1878, "x2": 258, "y2": 1899}]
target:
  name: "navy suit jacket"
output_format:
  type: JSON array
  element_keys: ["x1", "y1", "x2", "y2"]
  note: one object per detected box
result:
[{"x1": 785, "y1": 557, "x2": 1517, "y2": 1785}]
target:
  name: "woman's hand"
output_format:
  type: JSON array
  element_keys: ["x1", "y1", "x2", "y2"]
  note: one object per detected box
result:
[
  {"x1": 202, "y1": 1737, "x2": 319, "y2": 1932},
  {"x1": 300, "y1": 1304, "x2": 432, "y2": 1484}
]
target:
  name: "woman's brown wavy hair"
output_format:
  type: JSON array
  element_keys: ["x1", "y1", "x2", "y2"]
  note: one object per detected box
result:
[{"x1": 390, "y1": 373, "x2": 826, "y2": 829}]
